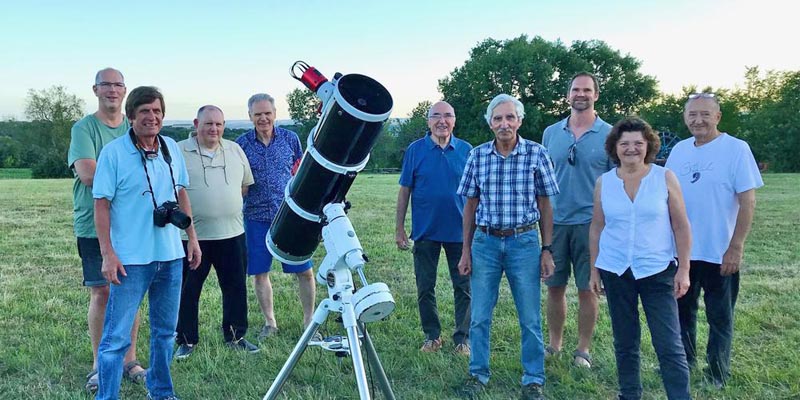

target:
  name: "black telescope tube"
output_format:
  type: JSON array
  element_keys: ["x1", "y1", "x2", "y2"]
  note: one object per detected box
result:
[{"x1": 267, "y1": 72, "x2": 393, "y2": 264}]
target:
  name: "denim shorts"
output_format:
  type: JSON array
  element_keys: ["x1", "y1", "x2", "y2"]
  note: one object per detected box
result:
[{"x1": 77, "y1": 237, "x2": 108, "y2": 287}]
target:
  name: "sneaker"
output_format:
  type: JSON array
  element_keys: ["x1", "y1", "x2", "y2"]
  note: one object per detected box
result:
[
  {"x1": 454, "y1": 376, "x2": 485, "y2": 399},
  {"x1": 225, "y1": 338, "x2": 260, "y2": 354},
  {"x1": 520, "y1": 383, "x2": 544, "y2": 400},
  {"x1": 258, "y1": 325, "x2": 279, "y2": 341},
  {"x1": 420, "y1": 337, "x2": 443, "y2": 352},
  {"x1": 454, "y1": 343, "x2": 471, "y2": 356},
  {"x1": 174, "y1": 344, "x2": 195, "y2": 360}
]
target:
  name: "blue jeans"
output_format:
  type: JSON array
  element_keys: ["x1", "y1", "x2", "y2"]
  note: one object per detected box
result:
[
  {"x1": 469, "y1": 229, "x2": 545, "y2": 386},
  {"x1": 97, "y1": 259, "x2": 182, "y2": 400},
  {"x1": 600, "y1": 264, "x2": 691, "y2": 400}
]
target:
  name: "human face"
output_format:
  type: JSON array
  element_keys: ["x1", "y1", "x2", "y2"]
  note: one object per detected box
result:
[
  {"x1": 130, "y1": 99, "x2": 164, "y2": 140},
  {"x1": 568, "y1": 76, "x2": 598, "y2": 112},
  {"x1": 490, "y1": 102, "x2": 521, "y2": 145},
  {"x1": 684, "y1": 98, "x2": 721, "y2": 144},
  {"x1": 194, "y1": 108, "x2": 225, "y2": 148},
  {"x1": 427, "y1": 101, "x2": 456, "y2": 141},
  {"x1": 616, "y1": 131, "x2": 647, "y2": 167},
  {"x1": 249, "y1": 100, "x2": 276, "y2": 136},
  {"x1": 92, "y1": 70, "x2": 126, "y2": 112}
]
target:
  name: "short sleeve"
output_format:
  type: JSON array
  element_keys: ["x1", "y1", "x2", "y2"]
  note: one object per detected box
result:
[
  {"x1": 457, "y1": 150, "x2": 479, "y2": 198},
  {"x1": 92, "y1": 146, "x2": 117, "y2": 201},
  {"x1": 67, "y1": 119, "x2": 94, "y2": 167},
  {"x1": 398, "y1": 145, "x2": 414, "y2": 188},
  {"x1": 733, "y1": 142, "x2": 764, "y2": 193},
  {"x1": 237, "y1": 144, "x2": 255, "y2": 186},
  {"x1": 534, "y1": 147, "x2": 560, "y2": 197}
]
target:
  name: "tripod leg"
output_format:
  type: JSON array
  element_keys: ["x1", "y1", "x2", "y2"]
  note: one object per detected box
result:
[
  {"x1": 359, "y1": 322, "x2": 396, "y2": 400},
  {"x1": 342, "y1": 303, "x2": 372, "y2": 400},
  {"x1": 263, "y1": 300, "x2": 331, "y2": 400}
]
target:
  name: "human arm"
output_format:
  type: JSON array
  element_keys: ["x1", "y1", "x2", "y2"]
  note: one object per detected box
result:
[
  {"x1": 94, "y1": 198, "x2": 125, "y2": 285},
  {"x1": 588, "y1": 177, "x2": 605, "y2": 297},
  {"x1": 721, "y1": 189, "x2": 756, "y2": 276},
  {"x1": 73, "y1": 159, "x2": 97, "y2": 187},
  {"x1": 177, "y1": 188, "x2": 202, "y2": 269},
  {"x1": 458, "y1": 196, "x2": 479, "y2": 276},
  {"x1": 537, "y1": 195, "x2": 555, "y2": 280},
  {"x1": 666, "y1": 170, "x2": 692, "y2": 298},
  {"x1": 395, "y1": 186, "x2": 411, "y2": 250}
]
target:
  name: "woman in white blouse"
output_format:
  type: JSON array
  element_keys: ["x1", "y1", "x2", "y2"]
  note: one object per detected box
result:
[{"x1": 588, "y1": 117, "x2": 693, "y2": 400}]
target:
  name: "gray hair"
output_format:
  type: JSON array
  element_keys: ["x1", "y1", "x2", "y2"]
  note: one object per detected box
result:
[
  {"x1": 484, "y1": 94, "x2": 524, "y2": 125},
  {"x1": 247, "y1": 93, "x2": 275, "y2": 114},
  {"x1": 95, "y1": 67, "x2": 124, "y2": 84},
  {"x1": 196, "y1": 104, "x2": 224, "y2": 119}
]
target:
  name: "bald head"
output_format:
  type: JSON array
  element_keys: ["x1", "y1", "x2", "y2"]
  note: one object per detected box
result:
[
  {"x1": 427, "y1": 101, "x2": 456, "y2": 143},
  {"x1": 95, "y1": 68, "x2": 125, "y2": 85}
]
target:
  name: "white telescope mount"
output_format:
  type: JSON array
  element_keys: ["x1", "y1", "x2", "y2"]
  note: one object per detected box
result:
[{"x1": 263, "y1": 202, "x2": 396, "y2": 400}]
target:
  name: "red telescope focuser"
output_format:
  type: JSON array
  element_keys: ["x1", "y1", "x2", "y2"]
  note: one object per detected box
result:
[{"x1": 291, "y1": 61, "x2": 329, "y2": 93}]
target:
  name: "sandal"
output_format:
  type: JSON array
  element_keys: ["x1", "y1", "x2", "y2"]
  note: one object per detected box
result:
[
  {"x1": 123, "y1": 360, "x2": 147, "y2": 385},
  {"x1": 545, "y1": 345, "x2": 561, "y2": 357},
  {"x1": 85, "y1": 369, "x2": 99, "y2": 393},
  {"x1": 573, "y1": 349, "x2": 592, "y2": 368}
]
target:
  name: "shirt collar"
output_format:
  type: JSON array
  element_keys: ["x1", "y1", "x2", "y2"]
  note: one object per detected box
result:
[
  {"x1": 561, "y1": 114, "x2": 607, "y2": 135},
  {"x1": 484, "y1": 135, "x2": 528, "y2": 156},
  {"x1": 185, "y1": 136, "x2": 226, "y2": 154},
  {"x1": 425, "y1": 132, "x2": 456, "y2": 150}
]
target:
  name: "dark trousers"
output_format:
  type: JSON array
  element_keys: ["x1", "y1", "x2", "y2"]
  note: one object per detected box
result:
[
  {"x1": 678, "y1": 260, "x2": 739, "y2": 381},
  {"x1": 177, "y1": 234, "x2": 248, "y2": 344},
  {"x1": 413, "y1": 240, "x2": 471, "y2": 344},
  {"x1": 600, "y1": 265, "x2": 691, "y2": 400}
]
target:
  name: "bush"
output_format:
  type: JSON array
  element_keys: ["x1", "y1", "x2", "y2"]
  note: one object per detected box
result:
[{"x1": 31, "y1": 150, "x2": 72, "y2": 179}]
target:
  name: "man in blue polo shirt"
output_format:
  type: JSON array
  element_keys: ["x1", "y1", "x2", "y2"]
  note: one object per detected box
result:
[
  {"x1": 396, "y1": 101, "x2": 473, "y2": 355},
  {"x1": 236, "y1": 93, "x2": 316, "y2": 342},
  {"x1": 456, "y1": 94, "x2": 559, "y2": 400},
  {"x1": 542, "y1": 72, "x2": 613, "y2": 368}
]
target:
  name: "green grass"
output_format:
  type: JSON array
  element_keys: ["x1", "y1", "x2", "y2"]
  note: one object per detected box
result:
[
  {"x1": 0, "y1": 174, "x2": 798, "y2": 399},
  {"x1": 0, "y1": 168, "x2": 32, "y2": 179}
]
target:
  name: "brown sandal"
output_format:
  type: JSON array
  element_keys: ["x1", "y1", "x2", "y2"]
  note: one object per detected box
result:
[{"x1": 123, "y1": 360, "x2": 147, "y2": 384}]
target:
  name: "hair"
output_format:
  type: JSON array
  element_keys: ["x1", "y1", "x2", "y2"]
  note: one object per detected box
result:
[
  {"x1": 125, "y1": 86, "x2": 165, "y2": 118},
  {"x1": 95, "y1": 67, "x2": 124, "y2": 84},
  {"x1": 684, "y1": 94, "x2": 721, "y2": 112},
  {"x1": 568, "y1": 72, "x2": 599, "y2": 94},
  {"x1": 484, "y1": 94, "x2": 524, "y2": 125},
  {"x1": 605, "y1": 116, "x2": 660, "y2": 164},
  {"x1": 196, "y1": 104, "x2": 224, "y2": 119},
  {"x1": 248, "y1": 93, "x2": 275, "y2": 114}
]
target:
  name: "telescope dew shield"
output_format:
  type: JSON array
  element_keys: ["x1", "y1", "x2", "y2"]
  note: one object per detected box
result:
[{"x1": 267, "y1": 72, "x2": 393, "y2": 265}]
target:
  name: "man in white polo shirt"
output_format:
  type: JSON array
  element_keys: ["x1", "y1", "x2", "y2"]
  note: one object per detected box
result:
[{"x1": 174, "y1": 105, "x2": 257, "y2": 359}]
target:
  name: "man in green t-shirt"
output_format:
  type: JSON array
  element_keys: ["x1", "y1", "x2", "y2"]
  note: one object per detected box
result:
[{"x1": 67, "y1": 68, "x2": 145, "y2": 392}]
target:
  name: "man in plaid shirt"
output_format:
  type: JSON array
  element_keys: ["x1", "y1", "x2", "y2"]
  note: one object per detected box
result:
[{"x1": 454, "y1": 94, "x2": 559, "y2": 400}]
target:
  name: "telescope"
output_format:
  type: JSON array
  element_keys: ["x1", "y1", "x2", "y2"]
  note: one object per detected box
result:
[{"x1": 263, "y1": 62, "x2": 396, "y2": 400}]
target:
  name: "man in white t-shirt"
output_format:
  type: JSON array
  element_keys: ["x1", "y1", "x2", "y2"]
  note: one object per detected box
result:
[{"x1": 665, "y1": 93, "x2": 763, "y2": 389}]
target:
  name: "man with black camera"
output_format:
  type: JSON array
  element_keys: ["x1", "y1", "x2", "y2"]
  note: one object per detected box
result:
[
  {"x1": 68, "y1": 67, "x2": 146, "y2": 392},
  {"x1": 93, "y1": 86, "x2": 201, "y2": 400},
  {"x1": 174, "y1": 105, "x2": 258, "y2": 359}
]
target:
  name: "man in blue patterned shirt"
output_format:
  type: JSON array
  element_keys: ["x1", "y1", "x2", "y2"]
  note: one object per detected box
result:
[
  {"x1": 236, "y1": 93, "x2": 316, "y2": 342},
  {"x1": 455, "y1": 94, "x2": 559, "y2": 400}
]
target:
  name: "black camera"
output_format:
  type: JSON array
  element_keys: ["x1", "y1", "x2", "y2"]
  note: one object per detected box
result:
[{"x1": 154, "y1": 201, "x2": 192, "y2": 229}]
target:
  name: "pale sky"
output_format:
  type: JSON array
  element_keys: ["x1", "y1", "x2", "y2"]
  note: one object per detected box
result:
[{"x1": 1, "y1": 0, "x2": 796, "y2": 121}]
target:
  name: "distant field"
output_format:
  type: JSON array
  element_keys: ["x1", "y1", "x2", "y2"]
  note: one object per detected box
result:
[
  {"x1": 0, "y1": 168, "x2": 32, "y2": 179},
  {"x1": 0, "y1": 174, "x2": 798, "y2": 399}
]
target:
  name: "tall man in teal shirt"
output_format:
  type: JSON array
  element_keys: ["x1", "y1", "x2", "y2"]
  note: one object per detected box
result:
[
  {"x1": 542, "y1": 72, "x2": 613, "y2": 368},
  {"x1": 67, "y1": 68, "x2": 145, "y2": 392},
  {"x1": 395, "y1": 101, "x2": 473, "y2": 355}
]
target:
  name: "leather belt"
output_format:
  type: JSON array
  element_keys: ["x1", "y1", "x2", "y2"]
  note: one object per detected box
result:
[{"x1": 477, "y1": 224, "x2": 537, "y2": 237}]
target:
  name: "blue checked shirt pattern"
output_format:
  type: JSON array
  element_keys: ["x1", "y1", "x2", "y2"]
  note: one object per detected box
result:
[{"x1": 457, "y1": 137, "x2": 559, "y2": 228}]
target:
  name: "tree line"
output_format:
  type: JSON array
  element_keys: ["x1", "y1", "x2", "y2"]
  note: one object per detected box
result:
[{"x1": 2, "y1": 35, "x2": 798, "y2": 178}]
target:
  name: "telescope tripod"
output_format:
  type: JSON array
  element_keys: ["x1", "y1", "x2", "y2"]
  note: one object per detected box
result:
[{"x1": 262, "y1": 270, "x2": 395, "y2": 400}]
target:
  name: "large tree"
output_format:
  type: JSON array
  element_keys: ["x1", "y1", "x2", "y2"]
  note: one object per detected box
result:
[
  {"x1": 23, "y1": 85, "x2": 85, "y2": 177},
  {"x1": 438, "y1": 35, "x2": 658, "y2": 144},
  {"x1": 286, "y1": 87, "x2": 320, "y2": 145}
]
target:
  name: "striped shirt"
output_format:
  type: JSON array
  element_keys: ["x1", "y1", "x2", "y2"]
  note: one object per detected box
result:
[{"x1": 458, "y1": 136, "x2": 559, "y2": 228}]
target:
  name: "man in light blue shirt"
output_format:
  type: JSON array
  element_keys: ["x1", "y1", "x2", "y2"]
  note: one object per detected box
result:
[
  {"x1": 542, "y1": 72, "x2": 613, "y2": 368},
  {"x1": 93, "y1": 86, "x2": 201, "y2": 400}
]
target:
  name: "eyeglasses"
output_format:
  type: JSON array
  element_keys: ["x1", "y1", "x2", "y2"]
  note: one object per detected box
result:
[
  {"x1": 196, "y1": 138, "x2": 228, "y2": 187},
  {"x1": 97, "y1": 82, "x2": 126, "y2": 88},
  {"x1": 428, "y1": 113, "x2": 455, "y2": 120},
  {"x1": 688, "y1": 93, "x2": 715, "y2": 99},
  {"x1": 567, "y1": 143, "x2": 577, "y2": 166}
]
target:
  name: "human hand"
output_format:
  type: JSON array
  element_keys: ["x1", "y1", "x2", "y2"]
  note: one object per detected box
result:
[
  {"x1": 720, "y1": 245, "x2": 743, "y2": 276},
  {"x1": 102, "y1": 252, "x2": 125, "y2": 285},
  {"x1": 674, "y1": 264, "x2": 691, "y2": 298},
  {"x1": 458, "y1": 254, "x2": 472, "y2": 276},
  {"x1": 395, "y1": 229, "x2": 410, "y2": 250},
  {"x1": 540, "y1": 251, "x2": 555, "y2": 280},
  {"x1": 186, "y1": 239, "x2": 202, "y2": 270},
  {"x1": 589, "y1": 268, "x2": 604, "y2": 297}
]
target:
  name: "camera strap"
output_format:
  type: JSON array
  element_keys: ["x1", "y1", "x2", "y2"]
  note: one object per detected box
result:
[{"x1": 129, "y1": 129, "x2": 180, "y2": 210}]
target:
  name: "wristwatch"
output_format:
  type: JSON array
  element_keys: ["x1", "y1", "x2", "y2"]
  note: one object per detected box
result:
[{"x1": 541, "y1": 244, "x2": 552, "y2": 253}]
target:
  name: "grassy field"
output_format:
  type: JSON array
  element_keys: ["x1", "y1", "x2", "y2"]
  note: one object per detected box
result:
[
  {"x1": 0, "y1": 168, "x2": 32, "y2": 179},
  {"x1": 0, "y1": 174, "x2": 798, "y2": 400}
]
